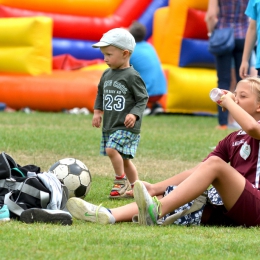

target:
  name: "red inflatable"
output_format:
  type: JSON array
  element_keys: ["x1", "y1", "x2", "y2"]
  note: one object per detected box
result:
[{"x1": 0, "y1": 0, "x2": 152, "y2": 41}]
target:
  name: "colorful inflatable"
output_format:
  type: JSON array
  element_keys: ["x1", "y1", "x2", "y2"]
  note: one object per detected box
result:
[
  {"x1": 153, "y1": 0, "x2": 217, "y2": 114},
  {"x1": 0, "y1": 0, "x2": 219, "y2": 115}
]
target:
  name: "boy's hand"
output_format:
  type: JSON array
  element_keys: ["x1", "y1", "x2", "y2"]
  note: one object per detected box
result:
[
  {"x1": 92, "y1": 110, "x2": 103, "y2": 128},
  {"x1": 124, "y1": 114, "x2": 137, "y2": 128}
]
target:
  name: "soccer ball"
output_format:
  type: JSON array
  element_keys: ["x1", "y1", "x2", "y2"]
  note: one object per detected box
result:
[{"x1": 49, "y1": 158, "x2": 91, "y2": 199}]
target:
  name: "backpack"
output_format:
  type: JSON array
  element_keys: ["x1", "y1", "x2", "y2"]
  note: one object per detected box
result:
[{"x1": 0, "y1": 152, "x2": 68, "y2": 219}]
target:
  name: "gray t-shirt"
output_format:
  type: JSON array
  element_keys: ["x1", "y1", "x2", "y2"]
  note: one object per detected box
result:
[{"x1": 94, "y1": 66, "x2": 148, "y2": 134}]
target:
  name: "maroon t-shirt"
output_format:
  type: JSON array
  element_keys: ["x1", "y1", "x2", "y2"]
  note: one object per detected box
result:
[{"x1": 204, "y1": 129, "x2": 260, "y2": 188}]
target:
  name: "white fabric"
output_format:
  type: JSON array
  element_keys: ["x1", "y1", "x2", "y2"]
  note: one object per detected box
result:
[{"x1": 37, "y1": 171, "x2": 63, "y2": 210}]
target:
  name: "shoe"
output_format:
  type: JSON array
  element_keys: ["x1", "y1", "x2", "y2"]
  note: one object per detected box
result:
[
  {"x1": 79, "y1": 108, "x2": 90, "y2": 115},
  {"x1": 215, "y1": 125, "x2": 227, "y2": 130},
  {"x1": 109, "y1": 177, "x2": 132, "y2": 199},
  {"x1": 132, "y1": 214, "x2": 139, "y2": 223},
  {"x1": 143, "y1": 107, "x2": 151, "y2": 116},
  {"x1": 0, "y1": 205, "x2": 10, "y2": 222},
  {"x1": 133, "y1": 180, "x2": 161, "y2": 225},
  {"x1": 66, "y1": 197, "x2": 115, "y2": 224},
  {"x1": 150, "y1": 103, "x2": 164, "y2": 115},
  {"x1": 20, "y1": 208, "x2": 72, "y2": 225}
]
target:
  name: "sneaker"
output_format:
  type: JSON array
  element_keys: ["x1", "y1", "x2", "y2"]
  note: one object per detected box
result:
[
  {"x1": 66, "y1": 197, "x2": 115, "y2": 224},
  {"x1": 143, "y1": 107, "x2": 151, "y2": 116},
  {"x1": 133, "y1": 180, "x2": 161, "y2": 225},
  {"x1": 0, "y1": 205, "x2": 10, "y2": 222},
  {"x1": 109, "y1": 177, "x2": 132, "y2": 199},
  {"x1": 132, "y1": 214, "x2": 139, "y2": 223},
  {"x1": 20, "y1": 208, "x2": 72, "y2": 225},
  {"x1": 215, "y1": 125, "x2": 228, "y2": 130},
  {"x1": 150, "y1": 103, "x2": 164, "y2": 115}
]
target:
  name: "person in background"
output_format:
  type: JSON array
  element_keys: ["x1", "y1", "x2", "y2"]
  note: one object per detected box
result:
[
  {"x1": 129, "y1": 21, "x2": 167, "y2": 116},
  {"x1": 92, "y1": 28, "x2": 148, "y2": 199},
  {"x1": 205, "y1": 0, "x2": 249, "y2": 130},
  {"x1": 240, "y1": 1, "x2": 260, "y2": 79}
]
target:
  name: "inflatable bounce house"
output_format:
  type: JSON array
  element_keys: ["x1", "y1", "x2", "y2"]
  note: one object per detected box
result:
[{"x1": 0, "y1": 0, "x2": 218, "y2": 114}]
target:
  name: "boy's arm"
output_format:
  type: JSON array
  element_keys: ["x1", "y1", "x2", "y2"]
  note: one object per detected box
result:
[
  {"x1": 129, "y1": 76, "x2": 149, "y2": 120},
  {"x1": 92, "y1": 78, "x2": 104, "y2": 128},
  {"x1": 92, "y1": 109, "x2": 103, "y2": 128}
]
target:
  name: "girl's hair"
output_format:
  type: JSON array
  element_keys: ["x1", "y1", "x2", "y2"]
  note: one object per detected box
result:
[{"x1": 240, "y1": 76, "x2": 260, "y2": 102}]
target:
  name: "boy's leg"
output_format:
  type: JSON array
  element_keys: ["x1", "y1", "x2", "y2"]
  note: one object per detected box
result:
[
  {"x1": 123, "y1": 159, "x2": 138, "y2": 185},
  {"x1": 105, "y1": 130, "x2": 140, "y2": 198},
  {"x1": 106, "y1": 147, "x2": 131, "y2": 198}
]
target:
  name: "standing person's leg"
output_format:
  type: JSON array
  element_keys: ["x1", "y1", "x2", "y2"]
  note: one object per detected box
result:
[
  {"x1": 233, "y1": 39, "x2": 246, "y2": 82},
  {"x1": 106, "y1": 147, "x2": 131, "y2": 198},
  {"x1": 123, "y1": 159, "x2": 138, "y2": 185},
  {"x1": 215, "y1": 53, "x2": 232, "y2": 128},
  {"x1": 106, "y1": 148, "x2": 124, "y2": 176},
  {"x1": 134, "y1": 156, "x2": 246, "y2": 225},
  {"x1": 228, "y1": 39, "x2": 245, "y2": 128},
  {"x1": 104, "y1": 131, "x2": 134, "y2": 198}
]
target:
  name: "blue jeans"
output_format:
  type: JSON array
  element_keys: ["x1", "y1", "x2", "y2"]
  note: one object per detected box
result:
[{"x1": 215, "y1": 39, "x2": 245, "y2": 126}]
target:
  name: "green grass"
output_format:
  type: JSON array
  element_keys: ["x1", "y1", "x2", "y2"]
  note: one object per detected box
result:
[{"x1": 1, "y1": 112, "x2": 259, "y2": 260}]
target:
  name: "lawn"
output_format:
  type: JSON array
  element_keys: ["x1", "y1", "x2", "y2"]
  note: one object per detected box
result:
[{"x1": 0, "y1": 111, "x2": 259, "y2": 260}]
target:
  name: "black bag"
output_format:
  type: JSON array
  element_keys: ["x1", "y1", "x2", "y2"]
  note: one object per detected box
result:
[
  {"x1": 208, "y1": 27, "x2": 235, "y2": 56},
  {"x1": 0, "y1": 152, "x2": 68, "y2": 219}
]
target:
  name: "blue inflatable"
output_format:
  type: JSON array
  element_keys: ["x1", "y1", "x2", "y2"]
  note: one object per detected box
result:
[
  {"x1": 52, "y1": 38, "x2": 103, "y2": 60},
  {"x1": 138, "y1": 0, "x2": 169, "y2": 40},
  {"x1": 179, "y1": 39, "x2": 215, "y2": 68}
]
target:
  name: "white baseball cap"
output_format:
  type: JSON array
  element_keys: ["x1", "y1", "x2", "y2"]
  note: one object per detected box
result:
[{"x1": 92, "y1": 28, "x2": 136, "y2": 52}]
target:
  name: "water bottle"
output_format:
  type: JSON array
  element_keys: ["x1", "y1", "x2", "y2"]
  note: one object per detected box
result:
[{"x1": 209, "y1": 88, "x2": 224, "y2": 104}]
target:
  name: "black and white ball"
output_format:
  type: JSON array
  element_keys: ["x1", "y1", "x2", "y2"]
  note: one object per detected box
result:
[{"x1": 49, "y1": 158, "x2": 91, "y2": 199}]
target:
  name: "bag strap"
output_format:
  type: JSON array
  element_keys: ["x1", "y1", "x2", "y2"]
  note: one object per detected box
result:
[
  {"x1": 3, "y1": 177, "x2": 50, "y2": 216},
  {"x1": 4, "y1": 191, "x2": 24, "y2": 216},
  {"x1": 161, "y1": 191, "x2": 208, "y2": 226},
  {"x1": 0, "y1": 178, "x2": 49, "y2": 203},
  {"x1": 0, "y1": 152, "x2": 12, "y2": 179},
  {"x1": 0, "y1": 178, "x2": 23, "y2": 190}
]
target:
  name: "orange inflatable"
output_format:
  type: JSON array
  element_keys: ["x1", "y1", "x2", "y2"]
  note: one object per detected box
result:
[
  {"x1": 0, "y1": 0, "x2": 123, "y2": 17},
  {"x1": 0, "y1": 70, "x2": 103, "y2": 112}
]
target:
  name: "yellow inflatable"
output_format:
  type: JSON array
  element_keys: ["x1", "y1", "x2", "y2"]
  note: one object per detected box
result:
[
  {"x1": 154, "y1": 0, "x2": 208, "y2": 66},
  {"x1": 0, "y1": 17, "x2": 52, "y2": 75},
  {"x1": 163, "y1": 65, "x2": 217, "y2": 114},
  {"x1": 152, "y1": 0, "x2": 218, "y2": 114}
]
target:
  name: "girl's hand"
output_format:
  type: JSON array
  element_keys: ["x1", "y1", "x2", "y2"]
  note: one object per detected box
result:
[{"x1": 219, "y1": 90, "x2": 236, "y2": 111}]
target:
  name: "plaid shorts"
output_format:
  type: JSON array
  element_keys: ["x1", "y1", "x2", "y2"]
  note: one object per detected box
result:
[{"x1": 100, "y1": 130, "x2": 140, "y2": 159}]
